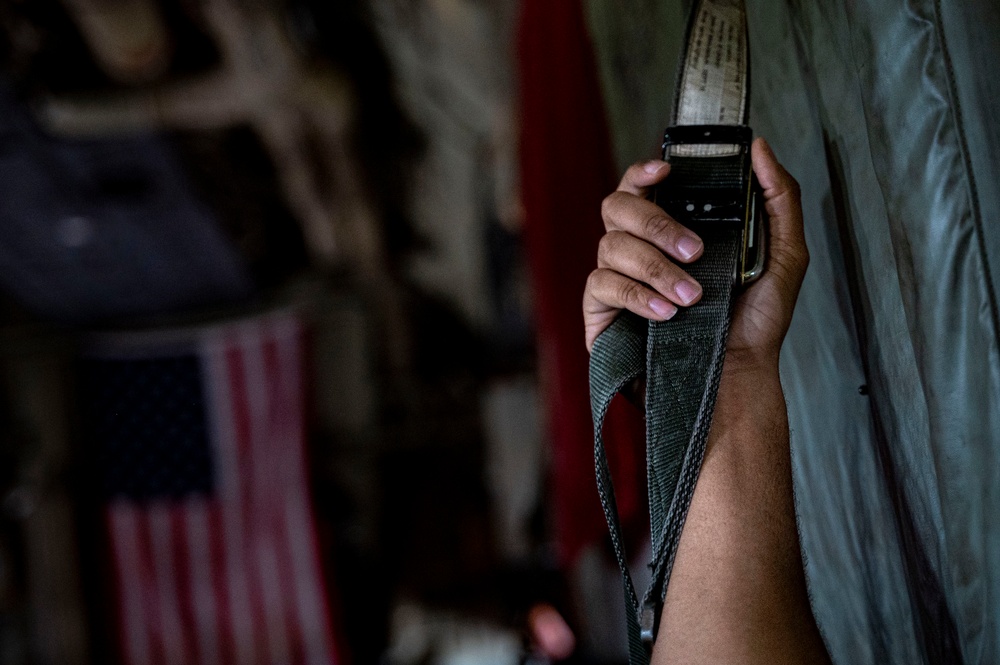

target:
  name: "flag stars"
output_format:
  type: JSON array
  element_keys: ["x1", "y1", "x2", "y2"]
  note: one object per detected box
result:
[{"x1": 81, "y1": 355, "x2": 215, "y2": 501}]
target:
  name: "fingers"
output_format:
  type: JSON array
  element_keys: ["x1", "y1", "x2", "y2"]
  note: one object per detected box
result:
[
  {"x1": 751, "y1": 138, "x2": 808, "y2": 277},
  {"x1": 585, "y1": 158, "x2": 707, "y2": 351},
  {"x1": 584, "y1": 226, "x2": 703, "y2": 351},
  {"x1": 586, "y1": 149, "x2": 807, "y2": 353},
  {"x1": 584, "y1": 268, "x2": 677, "y2": 351},
  {"x1": 616, "y1": 159, "x2": 671, "y2": 197},
  {"x1": 584, "y1": 269, "x2": 677, "y2": 320},
  {"x1": 598, "y1": 231, "x2": 703, "y2": 308},
  {"x1": 601, "y1": 191, "x2": 704, "y2": 263},
  {"x1": 604, "y1": 158, "x2": 703, "y2": 263}
]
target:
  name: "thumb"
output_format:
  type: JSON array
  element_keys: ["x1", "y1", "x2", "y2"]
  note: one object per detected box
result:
[{"x1": 751, "y1": 137, "x2": 807, "y2": 274}]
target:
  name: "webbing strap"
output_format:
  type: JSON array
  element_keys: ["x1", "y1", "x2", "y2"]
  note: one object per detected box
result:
[
  {"x1": 643, "y1": 226, "x2": 741, "y2": 611},
  {"x1": 589, "y1": 1, "x2": 752, "y2": 660},
  {"x1": 590, "y1": 158, "x2": 745, "y2": 663},
  {"x1": 590, "y1": 312, "x2": 650, "y2": 665}
]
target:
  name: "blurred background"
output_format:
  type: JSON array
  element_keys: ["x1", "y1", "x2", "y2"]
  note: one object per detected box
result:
[
  {"x1": 9, "y1": 1, "x2": 1000, "y2": 664},
  {"x1": 0, "y1": 0, "x2": 649, "y2": 663}
]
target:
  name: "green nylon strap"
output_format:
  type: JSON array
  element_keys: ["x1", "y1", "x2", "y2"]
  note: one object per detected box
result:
[
  {"x1": 590, "y1": 311, "x2": 650, "y2": 665},
  {"x1": 590, "y1": 222, "x2": 742, "y2": 663},
  {"x1": 590, "y1": 2, "x2": 752, "y2": 658}
]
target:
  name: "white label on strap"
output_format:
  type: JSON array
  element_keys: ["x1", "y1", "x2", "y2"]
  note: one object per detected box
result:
[{"x1": 672, "y1": 0, "x2": 747, "y2": 157}]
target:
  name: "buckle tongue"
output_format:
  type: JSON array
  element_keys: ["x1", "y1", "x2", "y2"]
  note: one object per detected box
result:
[{"x1": 640, "y1": 601, "x2": 658, "y2": 648}]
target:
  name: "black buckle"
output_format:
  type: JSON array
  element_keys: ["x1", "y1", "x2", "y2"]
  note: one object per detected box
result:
[
  {"x1": 661, "y1": 124, "x2": 752, "y2": 149},
  {"x1": 656, "y1": 123, "x2": 766, "y2": 285}
]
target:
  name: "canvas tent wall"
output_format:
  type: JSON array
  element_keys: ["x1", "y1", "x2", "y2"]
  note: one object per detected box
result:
[{"x1": 584, "y1": 1, "x2": 1000, "y2": 662}]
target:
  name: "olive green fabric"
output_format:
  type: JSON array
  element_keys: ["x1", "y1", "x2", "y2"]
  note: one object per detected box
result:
[
  {"x1": 587, "y1": 2, "x2": 1000, "y2": 663},
  {"x1": 583, "y1": 0, "x2": 687, "y2": 172}
]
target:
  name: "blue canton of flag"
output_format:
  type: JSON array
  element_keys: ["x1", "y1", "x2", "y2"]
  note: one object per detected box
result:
[{"x1": 83, "y1": 356, "x2": 214, "y2": 502}]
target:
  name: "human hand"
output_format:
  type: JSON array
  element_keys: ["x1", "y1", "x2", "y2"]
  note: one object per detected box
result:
[{"x1": 582, "y1": 138, "x2": 808, "y2": 368}]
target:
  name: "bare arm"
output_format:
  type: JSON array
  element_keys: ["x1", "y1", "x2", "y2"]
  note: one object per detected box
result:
[
  {"x1": 584, "y1": 138, "x2": 830, "y2": 664},
  {"x1": 654, "y1": 360, "x2": 829, "y2": 664}
]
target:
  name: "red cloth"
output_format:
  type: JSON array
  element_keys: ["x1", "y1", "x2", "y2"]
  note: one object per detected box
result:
[{"x1": 518, "y1": 0, "x2": 645, "y2": 566}]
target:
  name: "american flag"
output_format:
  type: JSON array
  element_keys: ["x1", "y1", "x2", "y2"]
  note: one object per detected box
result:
[{"x1": 80, "y1": 311, "x2": 342, "y2": 665}]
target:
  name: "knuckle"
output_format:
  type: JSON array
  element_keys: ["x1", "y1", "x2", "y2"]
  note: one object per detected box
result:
[
  {"x1": 643, "y1": 256, "x2": 669, "y2": 283},
  {"x1": 788, "y1": 175, "x2": 802, "y2": 202},
  {"x1": 600, "y1": 195, "x2": 614, "y2": 225},
  {"x1": 601, "y1": 192, "x2": 624, "y2": 226},
  {"x1": 600, "y1": 194, "x2": 614, "y2": 219},
  {"x1": 585, "y1": 269, "x2": 602, "y2": 292},
  {"x1": 616, "y1": 280, "x2": 642, "y2": 306},
  {"x1": 642, "y1": 212, "x2": 673, "y2": 239},
  {"x1": 597, "y1": 231, "x2": 621, "y2": 261},
  {"x1": 596, "y1": 235, "x2": 610, "y2": 263}
]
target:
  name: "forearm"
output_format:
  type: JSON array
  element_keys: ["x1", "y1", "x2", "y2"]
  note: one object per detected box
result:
[
  {"x1": 588, "y1": 140, "x2": 821, "y2": 661},
  {"x1": 652, "y1": 356, "x2": 830, "y2": 665}
]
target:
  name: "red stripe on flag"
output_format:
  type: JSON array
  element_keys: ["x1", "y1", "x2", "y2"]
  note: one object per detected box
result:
[
  {"x1": 238, "y1": 331, "x2": 295, "y2": 664},
  {"x1": 169, "y1": 507, "x2": 199, "y2": 665},
  {"x1": 262, "y1": 333, "x2": 308, "y2": 664},
  {"x1": 183, "y1": 502, "x2": 222, "y2": 665},
  {"x1": 135, "y1": 509, "x2": 168, "y2": 665},
  {"x1": 205, "y1": 504, "x2": 236, "y2": 665},
  {"x1": 107, "y1": 507, "x2": 151, "y2": 665},
  {"x1": 150, "y1": 506, "x2": 190, "y2": 664},
  {"x1": 208, "y1": 340, "x2": 258, "y2": 665},
  {"x1": 225, "y1": 344, "x2": 272, "y2": 664}
]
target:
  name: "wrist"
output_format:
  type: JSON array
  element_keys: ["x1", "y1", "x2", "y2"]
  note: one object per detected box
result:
[
  {"x1": 708, "y1": 350, "x2": 788, "y2": 477},
  {"x1": 721, "y1": 347, "x2": 780, "y2": 379},
  {"x1": 714, "y1": 349, "x2": 785, "y2": 436}
]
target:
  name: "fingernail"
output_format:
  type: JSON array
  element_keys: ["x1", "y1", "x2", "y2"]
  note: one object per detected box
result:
[
  {"x1": 649, "y1": 298, "x2": 676, "y2": 319},
  {"x1": 760, "y1": 137, "x2": 774, "y2": 156},
  {"x1": 643, "y1": 160, "x2": 667, "y2": 174},
  {"x1": 676, "y1": 235, "x2": 702, "y2": 260},
  {"x1": 674, "y1": 281, "x2": 701, "y2": 305}
]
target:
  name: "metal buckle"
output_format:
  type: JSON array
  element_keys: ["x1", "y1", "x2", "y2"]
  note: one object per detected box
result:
[
  {"x1": 640, "y1": 601, "x2": 658, "y2": 648},
  {"x1": 658, "y1": 124, "x2": 766, "y2": 286}
]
